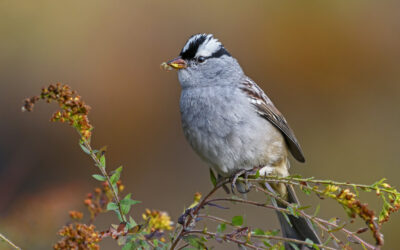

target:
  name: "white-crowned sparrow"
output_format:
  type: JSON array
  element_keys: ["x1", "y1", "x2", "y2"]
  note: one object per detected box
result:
[{"x1": 166, "y1": 33, "x2": 321, "y2": 249}]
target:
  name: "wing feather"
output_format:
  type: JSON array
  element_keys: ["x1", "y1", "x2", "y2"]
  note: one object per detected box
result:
[{"x1": 240, "y1": 78, "x2": 305, "y2": 162}]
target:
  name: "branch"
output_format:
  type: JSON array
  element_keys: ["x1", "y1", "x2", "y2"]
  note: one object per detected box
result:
[{"x1": 0, "y1": 233, "x2": 21, "y2": 250}]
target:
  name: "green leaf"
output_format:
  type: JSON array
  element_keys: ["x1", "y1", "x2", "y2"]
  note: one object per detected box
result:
[
  {"x1": 209, "y1": 168, "x2": 217, "y2": 187},
  {"x1": 107, "y1": 202, "x2": 119, "y2": 211},
  {"x1": 263, "y1": 240, "x2": 272, "y2": 247},
  {"x1": 372, "y1": 178, "x2": 387, "y2": 188},
  {"x1": 217, "y1": 223, "x2": 226, "y2": 233},
  {"x1": 305, "y1": 239, "x2": 320, "y2": 250},
  {"x1": 265, "y1": 229, "x2": 279, "y2": 236},
  {"x1": 301, "y1": 187, "x2": 311, "y2": 195},
  {"x1": 110, "y1": 166, "x2": 123, "y2": 185},
  {"x1": 99, "y1": 155, "x2": 106, "y2": 168},
  {"x1": 129, "y1": 216, "x2": 137, "y2": 228},
  {"x1": 313, "y1": 204, "x2": 320, "y2": 217},
  {"x1": 92, "y1": 174, "x2": 106, "y2": 181},
  {"x1": 153, "y1": 239, "x2": 158, "y2": 247},
  {"x1": 183, "y1": 235, "x2": 206, "y2": 249},
  {"x1": 122, "y1": 242, "x2": 133, "y2": 250},
  {"x1": 120, "y1": 193, "x2": 141, "y2": 215},
  {"x1": 253, "y1": 228, "x2": 265, "y2": 235},
  {"x1": 231, "y1": 215, "x2": 243, "y2": 226},
  {"x1": 79, "y1": 141, "x2": 91, "y2": 154},
  {"x1": 297, "y1": 205, "x2": 312, "y2": 211},
  {"x1": 287, "y1": 206, "x2": 299, "y2": 218},
  {"x1": 289, "y1": 243, "x2": 300, "y2": 250},
  {"x1": 281, "y1": 212, "x2": 292, "y2": 227},
  {"x1": 313, "y1": 244, "x2": 320, "y2": 250},
  {"x1": 254, "y1": 170, "x2": 260, "y2": 179}
]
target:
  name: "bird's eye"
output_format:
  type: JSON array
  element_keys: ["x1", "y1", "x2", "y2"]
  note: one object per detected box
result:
[{"x1": 197, "y1": 56, "x2": 206, "y2": 63}]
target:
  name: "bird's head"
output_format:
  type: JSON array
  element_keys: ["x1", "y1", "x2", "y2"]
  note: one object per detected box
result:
[{"x1": 166, "y1": 34, "x2": 243, "y2": 88}]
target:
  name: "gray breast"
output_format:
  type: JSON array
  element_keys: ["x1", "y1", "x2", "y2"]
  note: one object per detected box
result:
[{"x1": 180, "y1": 85, "x2": 287, "y2": 176}]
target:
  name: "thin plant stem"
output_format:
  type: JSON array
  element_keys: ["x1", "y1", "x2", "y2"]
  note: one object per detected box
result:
[
  {"x1": 247, "y1": 176, "x2": 398, "y2": 196},
  {"x1": 0, "y1": 233, "x2": 21, "y2": 250},
  {"x1": 254, "y1": 185, "x2": 376, "y2": 250},
  {"x1": 82, "y1": 138, "x2": 127, "y2": 223}
]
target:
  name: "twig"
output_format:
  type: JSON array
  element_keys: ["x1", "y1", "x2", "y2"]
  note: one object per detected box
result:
[
  {"x1": 252, "y1": 234, "x2": 336, "y2": 250},
  {"x1": 254, "y1": 185, "x2": 377, "y2": 250},
  {"x1": 82, "y1": 139, "x2": 127, "y2": 223},
  {"x1": 248, "y1": 176, "x2": 398, "y2": 196},
  {"x1": 198, "y1": 214, "x2": 337, "y2": 250},
  {"x1": 205, "y1": 196, "x2": 345, "y2": 248},
  {"x1": 0, "y1": 233, "x2": 21, "y2": 250},
  {"x1": 189, "y1": 230, "x2": 261, "y2": 249},
  {"x1": 170, "y1": 179, "x2": 229, "y2": 249}
]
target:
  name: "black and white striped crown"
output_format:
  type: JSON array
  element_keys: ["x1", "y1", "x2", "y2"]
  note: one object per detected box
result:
[{"x1": 180, "y1": 34, "x2": 231, "y2": 60}]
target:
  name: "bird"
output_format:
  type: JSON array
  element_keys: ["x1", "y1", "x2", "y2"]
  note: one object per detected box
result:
[{"x1": 166, "y1": 33, "x2": 321, "y2": 249}]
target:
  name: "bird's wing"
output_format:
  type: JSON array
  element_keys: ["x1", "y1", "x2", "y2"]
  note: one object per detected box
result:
[{"x1": 240, "y1": 78, "x2": 305, "y2": 162}]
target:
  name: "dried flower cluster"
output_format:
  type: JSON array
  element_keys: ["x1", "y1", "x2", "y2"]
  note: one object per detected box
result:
[
  {"x1": 22, "y1": 83, "x2": 92, "y2": 139},
  {"x1": 337, "y1": 188, "x2": 383, "y2": 245},
  {"x1": 53, "y1": 223, "x2": 101, "y2": 250},
  {"x1": 69, "y1": 211, "x2": 84, "y2": 221},
  {"x1": 85, "y1": 181, "x2": 124, "y2": 221},
  {"x1": 378, "y1": 184, "x2": 400, "y2": 225}
]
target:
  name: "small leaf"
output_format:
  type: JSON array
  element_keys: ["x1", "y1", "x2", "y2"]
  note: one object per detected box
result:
[
  {"x1": 129, "y1": 216, "x2": 137, "y2": 227},
  {"x1": 301, "y1": 187, "x2": 311, "y2": 195},
  {"x1": 99, "y1": 155, "x2": 106, "y2": 168},
  {"x1": 122, "y1": 242, "x2": 133, "y2": 250},
  {"x1": 305, "y1": 239, "x2": 313, "y2": 244},
  {"x1": 217, "y1": 223, "x2": 226, "y2": 233},
  {"x1": 254, "y1": 170, "x2": 260, "y2": 179},
  {"x1": 79, "y1": 141, "x2": 91, "y2": 154},
  {"x1": 312, "y1": 244, "x2": 320, "y2": 250},
  {"x1": 287, "y1": 206, "x2": 299, "y2": 218},
  {"x1": 231, "y1": 215, "x2": 243, "y2": 226},
  {"x1": 110, "y1": 166, "x2": 123, "y2": 185},
  {"x1": 263, "y1": 240, "x2": 272, "y2": 247},
  {"x1": 313, "y1": 204, "x2": 321, "y2": 217},
  {"x1": 183, "y1": 235, "x2": 206, "y2": 249},
  {"x1": 253, "y1": 228, "x2": 265, "y2": 235},
  {"x1": 265, "y1": 229, "x2": 279, "y2": 236},
  {"x1": 281, "y1": 211, "x2": 292, "y2": 227},
  {"x1": 107, "y1": 202, "x2": 118, "y2": 211},
  {"x1": 297, "y1": 205, "x2": 312, "y2": 211},
  {"x1": 305, "y1": 239, "x2": 320, "y2": 250},
  {"x1": 209, "y1": 168, "x2": 217, "y2": 187},
  {"x1": 289, "y1": 243, "x2": 300, "y2": 250},
  {"x1": 120, "y1": 193, "x2": 141, "y2": 215},
  {"x1": 92, "y1": 174, "x2": 106, "y2": 181}
]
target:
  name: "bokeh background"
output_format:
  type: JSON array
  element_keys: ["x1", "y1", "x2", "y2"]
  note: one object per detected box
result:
[{"x1": 1, "y1": 1, "x2": 400, "y2": 249}]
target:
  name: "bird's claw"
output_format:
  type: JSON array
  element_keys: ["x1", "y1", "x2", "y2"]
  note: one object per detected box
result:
[{"x1": 230, "y1": 168, "x2": 258, "y2": 194}]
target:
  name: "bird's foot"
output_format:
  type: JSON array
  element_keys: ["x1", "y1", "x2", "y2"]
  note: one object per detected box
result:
[{"x1": 230, "y1": 168, "x2": 260, "y2": 194}]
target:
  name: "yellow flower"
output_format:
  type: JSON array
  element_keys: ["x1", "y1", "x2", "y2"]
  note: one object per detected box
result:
[{"x1": 142, "y1": 209, "x2": 173, "y2": 231}]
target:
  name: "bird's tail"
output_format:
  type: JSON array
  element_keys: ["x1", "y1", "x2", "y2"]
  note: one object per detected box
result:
[{"x1": 276, "y1": 184, "x2": 321, "y2": 250}]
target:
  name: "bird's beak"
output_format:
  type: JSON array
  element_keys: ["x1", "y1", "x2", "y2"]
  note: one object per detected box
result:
[{"x1": 167, "y1": 57, "x2": 187, "y2": 70}]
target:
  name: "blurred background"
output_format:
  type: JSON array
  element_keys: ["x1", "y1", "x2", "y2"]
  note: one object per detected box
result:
[{"x1": 1, "y1": 1, "x2": 400, "y2": 249}]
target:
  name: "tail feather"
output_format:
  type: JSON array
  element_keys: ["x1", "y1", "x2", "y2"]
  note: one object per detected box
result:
[{"x1": 276, "y1": 184, "x2": 321, "y2": 249}]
